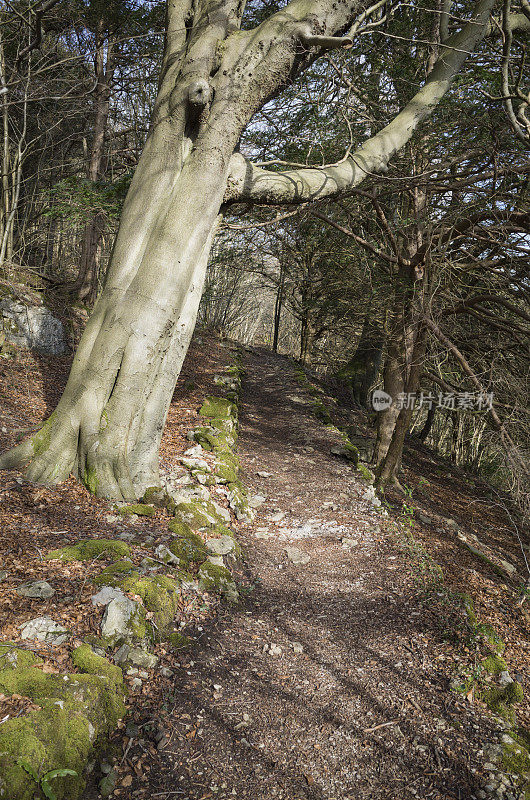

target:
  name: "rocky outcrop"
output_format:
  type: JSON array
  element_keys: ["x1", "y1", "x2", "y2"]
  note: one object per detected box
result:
[{"x1": 0, "y1": 298, "x2": 68, "y2": 356}]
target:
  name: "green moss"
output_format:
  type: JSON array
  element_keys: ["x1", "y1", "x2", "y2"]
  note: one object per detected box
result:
[
  {"x1": 482, "y1": 682, "x2": 523, "y2": 722},
  {"x1": 476, "y1": 622, "x2": 505, "y2": 654},
  {"x1": 501, "y1": 740, "x2": 530, "y2": 776},
  {"x1": 192, "y1": 427, "x2": 220, "y2": 451},
  {"x1": 174, "y1": 500, "x2": 220, "y2": 529},
  {"x1": 167, "y1": 632, "x2": 192, "y2": 650},
  {"x1": 199, "y1": 396, "x2": 236, "y2": 420},
  {"x1": 117, "y1": 503, "x2": 155, "y2": 517},
  {"x1": 516, "y1": 727, "x2": 530, "y2": 752},
  {"x1": 357, "y1": 463, "x2": 375, "y2": 481},
  {"x1": 0, "y1": 667, "x2": 125, "y2": 731},
  {"x1": 46, "y1": 539, "x2": 131, "y2": 562},
  {"x1": 32, "y1": 413, "x2": 56, "y2": 457},
  {"x1": 93, "y1": 560, "x2": 137, "y2": 587},
  {"x1": 71, "y1": 645, "x2": 123, "y2": 688},
  {"x1": 166, "y1": 533, "x2": 208, "y2": 568},
  {"x1": 0, "y1": 667, "x2": 68, "y2": 699},
  {"x1": 313, "y1": 401, "x2": 332, "y2": 425},
  {"x1": 482, "y1": 654, "x2": 507, "y2": 675},
  {"x1": 461, "y1": 594, "x2": 477, "y2": 627},
  {"x1": 95, "y1": 568, "x2": 181, "y2": 634},
  {"x1": 0, "y1": 707, "x2": 89, "y2": 799},
  {"x1": 168, "y1": 519, "x2": 195, "y2": 538},
  {"x1": 214, "y1": 461, "x2": 238, "y2": 484},
  {"x1": 0, "y1": 644, "x2": 42, "y2": 671},
  {"x1": 141, "y1": 487, "x2": 172, "y2": 509},
  {"x1": 82, "y1": 465, "x2": 99, "y2": 495}
]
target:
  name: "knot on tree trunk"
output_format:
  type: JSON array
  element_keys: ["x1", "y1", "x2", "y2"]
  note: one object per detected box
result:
[{"x1": 188, "y1": 79, "x2": 212, "y2": 108}]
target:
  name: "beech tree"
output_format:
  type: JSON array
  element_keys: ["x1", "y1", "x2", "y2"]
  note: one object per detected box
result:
[{"x1": 1, "y1": 0, "x2": 525, "y2": 499}]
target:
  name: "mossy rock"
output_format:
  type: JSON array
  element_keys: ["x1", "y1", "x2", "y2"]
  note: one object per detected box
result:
[
  {"x1": 0, "y1": 707, "x2": 89, "y2": 799},
  {"x1": 198, "y1": 562, "x2": 238, "y2": 602},
  {"x1": 168, "y1": 519, "x2": 195, "y2": 538},
  {"x1": 214, "y1": 461, "x2": 239, "y2": 485},
  {"x1": 191, "y1": 427, "x2": 222, "y2": 451},
  {"x1": 313, "y1": 401, "x2": 332, "y2": 425},
  {"x1": 482, "y1": 653, "x2": 507, "y2": 675},
  {"x1": 0, "y1": 643, "x2": 42, "y2": 671},
  {"x1": 71, "y1": 645, "x2": 123, "y2": 689},
  {"x1": 166, "y1": 534, "x2": 208, "y2": 569},
  {"x1": 482, "y1": 681, "x2": 523, "y2": 723},
  {"x1": 94, "y1": 564, "x2": 181, "y2": 634},
  {"x1": 0, "y1": 664, "x2": 126, "y2": 800},
  {"x1": 94, "y1": 560, "x2": 137, "y2": 587},
  {"x1": 167, "y1": 632, "x2": 192, "y2": 650},
  {"x1": 117, "y1": 503, "x2": 155, "y2": 517},
  {"x1": 47, "y1": 539, "x2": 131, "y2": 562},
  {"x1": 141, "y1": 487, "x2": 172, "y2": 509},
  {"x1": 461, "y1": 594, "x2": 478, "y2": 627},
  {"x1": 476, "y1": 622, "x2": 505, "y2": 654},
  {"x1": 174, "y1": 500, "x2": 221, "y2": 529},
  {"x1": 357, "y1": 463, "x2": 375, "y2": 482},
  {"x1": 199, "y1": 396, "x2": 236, "y2": 421},
  {"x1": 206, "y1": 525, "x2": 241, "y2": 558},
  {"x1": 501, "y1": 739, "x2": 530, "y2": 777}
]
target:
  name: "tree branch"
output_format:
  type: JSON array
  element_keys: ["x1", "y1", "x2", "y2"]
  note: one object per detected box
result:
[
  {"x1": 224, "y1": 0, "x2": 496, "y2": 205},
  {"x1": 15, "y1": 0, "x2": 62, "y2": 69}
]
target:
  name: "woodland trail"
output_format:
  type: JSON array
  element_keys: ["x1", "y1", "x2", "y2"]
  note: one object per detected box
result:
[{"x1": 143, "y1": 348, "x2": 497, "y2": 800}]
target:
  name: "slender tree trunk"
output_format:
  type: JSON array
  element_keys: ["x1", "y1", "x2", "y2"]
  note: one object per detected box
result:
[
  {"x1": 300, "y1": 314, "x2": 316, "y2": 366},
  {"x1": 272, "y1": 266, "x2": 284, "y2": 353},
  {"x1": 418, "y1": 401, "x2": 436, "y2": 442},
  {"x1": 376, "y1": 323, "x2": 427, "y2": 487},
  {"x1": 373, "y1": 272, "x2": 416, "y2": 467},
  {"x1": 72, "y1": 24, "x2": 115, "y2": 303}
]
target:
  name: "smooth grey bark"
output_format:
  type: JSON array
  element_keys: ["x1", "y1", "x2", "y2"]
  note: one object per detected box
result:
[{"x1": 0, "y1": 0, "x2": 497, "y2": 499}]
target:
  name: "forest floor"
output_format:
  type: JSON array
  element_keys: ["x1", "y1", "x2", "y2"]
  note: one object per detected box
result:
[{"x1": 0, "y1": 333, "x2": 529, "y2": 800}]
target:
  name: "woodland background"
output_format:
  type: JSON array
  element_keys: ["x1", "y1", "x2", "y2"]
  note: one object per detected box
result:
[{"x1": 0, "y1": 0, "x2": 528, "y2": 505}]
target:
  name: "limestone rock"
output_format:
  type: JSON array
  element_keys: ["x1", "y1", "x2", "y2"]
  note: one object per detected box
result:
[
  {"x1": 0, "y1": 298, "x2": 68, "y2": 355},
  {"x1": 285, "y1": 546, "x2": 310, "y2": 566},
  {"x1": 16, "y1": 580, "x2": 55, "y2": 599},
  {"x1": 91, "y1": 586, "x2": 126, "y2": 607},
  {"x1": 416, "y1": 512, "x2": 433, "y2": 524},
  {"x1": 155, "y1": 543, "x2": 180, "y2": 566},
  {"x1": 19, "y1": 616, "x2": 67, "y2": 644},
  {"x1": 127, "y1": 647, "x2": 159, "y2": 670},
  {"x1": 248, "y1": 494, "x2": 267, "y2": 508},
  {"x1": 101, "y1": 597, "x2": 145, "y2": 646},
  {"x1": 205, "y1": 534, "x2": 236, "y2": 556},
  {"x1": 341, "y1": 538, "x2": 358, "y2": 549}
]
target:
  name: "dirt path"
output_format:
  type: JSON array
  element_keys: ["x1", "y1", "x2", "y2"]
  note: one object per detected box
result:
[{"x1": 138, "y1": 349, "x2": 496, "y2": 800}]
